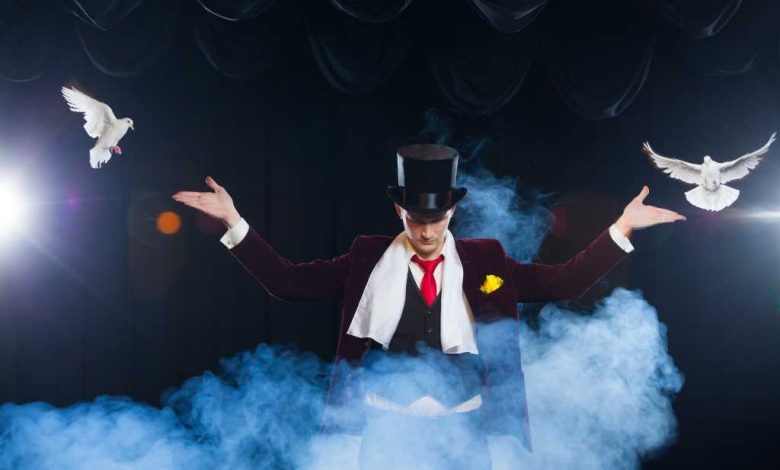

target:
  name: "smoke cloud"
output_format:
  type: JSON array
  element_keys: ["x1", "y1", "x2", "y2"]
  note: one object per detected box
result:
[
  {"x1": 455, "y1": 164, "x2": 553, "y2": 262},
  {"x1": 513, "y1": 289, "x2": 683, "y2": 469},
  {"x1": 0, "y1": 150, "x2": 682, "y2": 468}
]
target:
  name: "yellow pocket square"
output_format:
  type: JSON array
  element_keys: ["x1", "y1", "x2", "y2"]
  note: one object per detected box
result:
[{"x1": 479, "y1": 274, "x2": 504, "y2": 294}]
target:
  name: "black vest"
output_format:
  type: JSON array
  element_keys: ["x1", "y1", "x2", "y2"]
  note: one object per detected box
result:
[
  {"x1": 362, "y1": 269, "x2": 484, "y2": 407},
  {"x1": 387, "y1": 269, "x2": 443, "y2": 354}
]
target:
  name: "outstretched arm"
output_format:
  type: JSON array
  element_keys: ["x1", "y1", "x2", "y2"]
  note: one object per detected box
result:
[
  {"x1": 173, "y1": 177, "x2": 350, "y2": 302},
  {"x1": 509, "y1": 186, "x2": 685, "y2": 302}
]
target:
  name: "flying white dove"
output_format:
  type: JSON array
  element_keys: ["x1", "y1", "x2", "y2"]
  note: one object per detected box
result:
[
  {"x1": 62, "y1": 86, "x2": 134, "y2": 169},
  {"x1": 643, "y1": 132, "x2": 775, "y2": 211}
]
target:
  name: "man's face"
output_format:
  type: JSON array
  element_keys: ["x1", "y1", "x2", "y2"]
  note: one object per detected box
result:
[{"x1": 395, "y1": 204, "x2": 455, "y2": 260}]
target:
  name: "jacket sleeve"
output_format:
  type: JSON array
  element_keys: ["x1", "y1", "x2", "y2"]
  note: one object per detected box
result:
[
  {"x1": 228, "y1": 227, "x2": 351, "y2": 302},
  {"x1": 506, "y1": 228, "x2": 628, "y2": 302}
]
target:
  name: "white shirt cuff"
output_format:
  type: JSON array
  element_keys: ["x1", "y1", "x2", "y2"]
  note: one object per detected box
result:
[
  {"x1": 608, "y1": 224, "x2": 634, "y2": 253},
  {"x1": 220, "y1": 218, "x2": 250, "y2": 249}
]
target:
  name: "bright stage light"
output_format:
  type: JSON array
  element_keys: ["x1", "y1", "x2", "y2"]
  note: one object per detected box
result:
[
  {"x1": 729, "y1": 209, "x2": 780, "y2": 220},
  {"x1": 0, "y1": 180, "x2": 26, "y2": 236},
  {"x1": 745, "y1": 210, "x2": 780, "y2": 219}
]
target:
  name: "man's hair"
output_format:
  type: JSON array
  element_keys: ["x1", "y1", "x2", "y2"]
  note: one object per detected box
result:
[{"x1": 404, "y1": 208, "x2": 453, "y2": 224}]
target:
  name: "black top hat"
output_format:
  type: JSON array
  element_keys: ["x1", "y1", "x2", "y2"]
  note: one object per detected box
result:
[{"x1": 386, "y1": 144, "x2": 467, "y2": 215}]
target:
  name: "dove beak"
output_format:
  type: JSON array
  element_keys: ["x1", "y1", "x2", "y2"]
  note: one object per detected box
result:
[{"x1": 130, "y1": 125, "x2": 134, "y2": 131}]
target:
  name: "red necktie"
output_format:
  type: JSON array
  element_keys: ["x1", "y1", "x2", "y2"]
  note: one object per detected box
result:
[{"x1": 411, "y1": 254, "x2": 445, "y2": 307}]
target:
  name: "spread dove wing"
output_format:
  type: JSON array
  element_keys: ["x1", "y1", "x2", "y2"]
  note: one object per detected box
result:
[
  {"x1": 643, "y1": 132, "x2": 775, "y2": 211},
  {"x1": 62, "y1": 86, "x2": 134, "y2": 169}
]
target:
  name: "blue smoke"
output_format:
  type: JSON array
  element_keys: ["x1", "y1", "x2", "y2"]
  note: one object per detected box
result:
[
  {"x1": 512, "y1": 289, "x2": 683, "y2": 469},
  {"x1": 0, "y1": 398, "x2": 208, "y2": 468},
  {"x1": 450, "y1": 144, "x2": 682, "y2": 468},
  {"x1": 0, "y1": 149, "x2": 682, "y2": 468},
  {"x1": 455, "y1": 164, "x2": 553, "y2": 262},
  {"x1": 0, "y1": 347, "x2": 329, "y2": 469}
]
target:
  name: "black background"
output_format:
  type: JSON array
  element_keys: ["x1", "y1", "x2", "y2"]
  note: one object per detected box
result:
[{"x1": 0, "y1": 1, "x2": 778, "y2": 468}]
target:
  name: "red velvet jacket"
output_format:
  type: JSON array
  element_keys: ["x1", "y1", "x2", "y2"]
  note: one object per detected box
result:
[{"x1": 228, "y1": 227, "x2": 628, "y2": 448}]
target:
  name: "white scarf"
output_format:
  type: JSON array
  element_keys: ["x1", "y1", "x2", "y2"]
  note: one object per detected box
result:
[{"x1": 346, "y1": 230, "x2": 478, "y2": 354}]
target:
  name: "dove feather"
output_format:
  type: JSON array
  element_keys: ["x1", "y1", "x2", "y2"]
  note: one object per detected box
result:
[
  {"x1": 89, "y1": 146, "x2": 112, "y2": 169},
  {"x1": 61, "y1": 87, "x2": 117, "y2": 139},
  {"x1": 642, "y1": 142, "x2": 702, "y2": 185},
  {"x1": 718, "y1": 132, "x2": 776, "y2": 184}
]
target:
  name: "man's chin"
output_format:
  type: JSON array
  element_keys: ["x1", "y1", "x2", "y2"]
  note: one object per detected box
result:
[{"x1": 414, "y1": 242, "x2": 438, "y2": 255}]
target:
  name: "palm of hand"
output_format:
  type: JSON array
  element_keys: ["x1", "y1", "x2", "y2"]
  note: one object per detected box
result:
[
  {"x1": 172, "y1": 177, "x2": 239, "y2": 226},
  {"x1": 620, "y1": 186, "x2": 686, "y2": 231},
  {"x1": 623, "y1": 199, "x2": 660, "y2": 229},
  {"x1": 200, "y1": 190, "x2": 233, "y2": 219}
]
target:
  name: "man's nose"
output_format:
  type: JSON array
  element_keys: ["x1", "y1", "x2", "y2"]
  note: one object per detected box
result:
[{"x1": 421, "y1": 224, "x2": 433, "y2": 238}]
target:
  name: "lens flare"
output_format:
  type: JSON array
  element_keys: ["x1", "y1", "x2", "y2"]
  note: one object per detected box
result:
[
  {"x1": 156, "y1": 211, "x2": 181, "y2": 235},
  {"x1": 0, "y1": 180, "x2": 25, "y2": 236}
]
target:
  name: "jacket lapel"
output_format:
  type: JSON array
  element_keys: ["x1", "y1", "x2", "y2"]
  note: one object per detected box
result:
[{"x1": 456, "y1": 240, "x2": 482, "y2": 319}]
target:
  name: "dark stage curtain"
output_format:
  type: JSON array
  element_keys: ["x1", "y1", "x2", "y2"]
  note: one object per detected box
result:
[
  {"x1": 469, "y1": 0, "x2": 548, "y2": 33},
  {"x1": 430, "y1": 5, "x2": 535, "y2": 116},
  {"x1": 684, "y1": 0, "x2": 780, "y2": 76},
  {"x1": 64, "y1": 0, "x2": 146, "y2": 31},
  {"x1": 330, "y1": 0, "x2": 413, "y2": 22},
  {"x1": 0, "y1": 0, "x2": 21, "y2": 22},
  {"x1": 193, "y1": 1, "x2": 281, "y2": 79},
  {"x1": 4, "y1": 0, "x2": 779, "y2": 116},
  {"x1": 544, "y1": 0, "x2": 655, "y2": 120},
  {"x1": 196, "y1": 0, "x2": 275, "y2": 21},
  {"x1": 308, "y1": 6, "x2": 410, "y2": 95},
  {"x1": 0, "y1": 0, "x2": 50, "y2": 82},
  {"x1": 75, "y1": 0, "x2": 179, "y2": 77},
  {"x1": 649, "y1": 0, "x2": 742, "y2": 38}
]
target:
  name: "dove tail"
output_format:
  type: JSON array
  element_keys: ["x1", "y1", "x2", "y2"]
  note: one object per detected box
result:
[
  {"x1": 89, "y1": 147, "x2": 112, "y2": 169},
  {"x1": 685, "y1": 185, "x2": 739, "y2": 212}
]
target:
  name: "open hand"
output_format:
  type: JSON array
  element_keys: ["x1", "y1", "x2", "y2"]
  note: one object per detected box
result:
[
  {"x1": 615, "y1": 186, "x2": 686, "y2": 236},
  {"x1": 172, "y1": 176, "x2": 241, "y2": 228}
]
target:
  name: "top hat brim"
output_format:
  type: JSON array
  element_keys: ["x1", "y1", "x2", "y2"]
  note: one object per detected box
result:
[{"x1": 385, "y1": 187, "x2": 467, "y2": 215}]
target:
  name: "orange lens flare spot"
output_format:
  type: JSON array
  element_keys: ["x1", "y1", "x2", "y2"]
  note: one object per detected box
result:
[{"x1": 156, "y1": 211, "x2": 181, "y2": 235}]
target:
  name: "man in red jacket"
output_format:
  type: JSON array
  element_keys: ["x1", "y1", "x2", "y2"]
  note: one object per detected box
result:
[{"x1": 173, "y1": 144, "x2": 685, "y2": 468}]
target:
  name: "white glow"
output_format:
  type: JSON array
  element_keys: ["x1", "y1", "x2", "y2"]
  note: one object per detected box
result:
[
  {"x1": 743, "y1": 210, "x2": 780, "y2": 219},
  {"x1": 0, "y1": 180, "x2": 26, "y2": 236}
]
